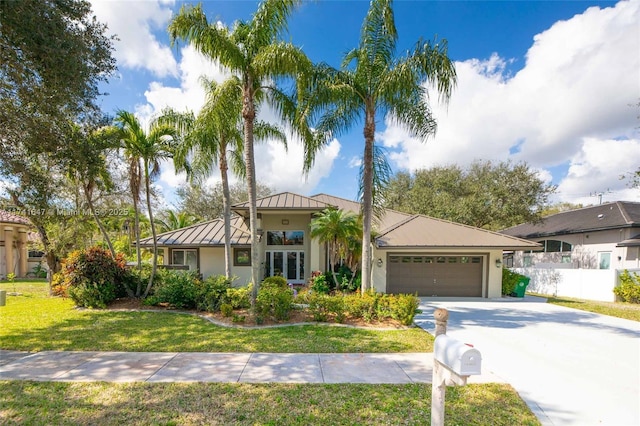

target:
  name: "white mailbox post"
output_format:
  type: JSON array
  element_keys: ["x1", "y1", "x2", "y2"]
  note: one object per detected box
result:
[{"x1": 431, "y1": 310, "x2": 482, "y2": 426}]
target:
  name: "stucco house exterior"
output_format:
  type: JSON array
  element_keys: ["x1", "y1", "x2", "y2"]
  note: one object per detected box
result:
[
  {"x1": 0, "y1": 210, "x2": 31, "y2": 279},
  {"x1": 501, "y1": 201, "x2": 640, "y2": 301},
  {"x1": 140, "y1": 192, "x2": 539, "y2": 298}
]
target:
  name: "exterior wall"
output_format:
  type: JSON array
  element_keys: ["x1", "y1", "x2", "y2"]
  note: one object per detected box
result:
[
  {"x1": 372, "y1": 247, "x2": 504, "y2": 298},
  {"x1": 511, "y1": 229, "x2": 636, "y2": 270},
  {"x1": 260, "y1": 213, "x2": 313, "y2": 284},
  {"x1": 512, "y1": 267, "x2": 619, "y2": 302},
  {"x1": 0, "y1": 223, "x2": 30, "y2": 278}
]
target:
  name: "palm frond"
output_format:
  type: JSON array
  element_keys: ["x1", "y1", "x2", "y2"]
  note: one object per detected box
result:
[
  {"x1": 359, "y1": 143, "x2": 392, "y2": 222},
  {"x1": 248, "y1": 0, "x2": 302, "y2": 51}
]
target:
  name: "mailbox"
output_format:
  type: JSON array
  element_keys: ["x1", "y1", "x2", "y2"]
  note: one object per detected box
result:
[{"x1": 434, "y1": 334, "x2": 482, "y2": 376}]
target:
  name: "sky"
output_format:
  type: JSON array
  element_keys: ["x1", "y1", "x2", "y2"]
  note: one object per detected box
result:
[{"x1": 90, "y1": 0, "x2": 640, "y2": 208}]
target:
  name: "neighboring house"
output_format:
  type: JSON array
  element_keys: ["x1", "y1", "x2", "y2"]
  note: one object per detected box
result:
[
  {"x1": 0, "y1": 210, "x2": 31, "y2": 278},
  {"x1": 501, "y1": 201, "x2": 640, "y2": 301},
  {"x1": 140, "y1": 192, "x2": 538, "y2": 298}
]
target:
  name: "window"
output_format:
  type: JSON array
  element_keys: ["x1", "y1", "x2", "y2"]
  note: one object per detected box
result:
[
  {"x1": 172, "y1": 249, "x2": 198, "y2": 271},
  {"x1": 540, "y1": 240, "x2": 572, "y2": 253},
  {"x1": 598, "y1": 252, "x2": 611, "y2": 270},
  {"x1": 234, "y1": 248, "x2": 251, "y2": 266},
  {"x1": 561, "y1": 255, "x2": 572, "y2": 263},
  {"x1": 523, "y1": 256, "x2": 533, "y2": 267},
  {"x1": 28, "y1": 250, "x2": 44, "y2": 259},
  {"x1": 266, "y1": 231, "x2": 304, "y2": 246}
]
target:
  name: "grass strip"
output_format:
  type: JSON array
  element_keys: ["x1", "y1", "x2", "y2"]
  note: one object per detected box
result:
[{"x1": 0, "y1": 381, "x2": 540, "y2": 425}]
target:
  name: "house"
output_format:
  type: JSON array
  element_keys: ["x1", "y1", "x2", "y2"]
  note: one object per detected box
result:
[
  {"x1": 0, "y1": 210, "x2": 31, "y2": 278},
  {"x1": 140, "y1": 192, "x2": 539, "y2": 298},
  {"x1": 500, "y1": 201, "x2": 640, "y2": 301}
]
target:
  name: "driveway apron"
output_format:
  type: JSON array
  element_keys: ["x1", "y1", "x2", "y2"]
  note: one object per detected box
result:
[{"x1": 416, "y1": 297, "x2": 640, "y2": 426}]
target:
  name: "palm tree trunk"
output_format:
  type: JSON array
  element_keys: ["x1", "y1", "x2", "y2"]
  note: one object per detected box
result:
[
  {"x1": 360, "y1": 108, "x2": 375, "y2": 294},
  {"x1": 220, "y1": 143, "x2": 232, "y2": 279},
  {"x1": 242, "y1": 79, "x2": 259, "y2": 308},
  {"x1": 131, "y1": 191, "x2": 143, "y2": 296},
  {"x1": 83, "y1": 185, "x2": 116, "y2": 259},
  {"x1": 143, "y1": 165, "x2": 158, "y2": 298}
]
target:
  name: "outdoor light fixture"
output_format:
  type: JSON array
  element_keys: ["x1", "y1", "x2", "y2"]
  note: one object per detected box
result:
[
  {"x1": 495, "y1": 259, "x2": 503, "y2": 268},
  {"x1": 281, "y1": 219, "x2": 289, "y2": 225},
  {"x1": 376, "y1": 258, "x2": 383, "y2": 267}
]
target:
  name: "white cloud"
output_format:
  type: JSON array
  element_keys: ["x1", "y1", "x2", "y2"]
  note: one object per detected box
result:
[
  {"x1": 255, "y1": 138, "x2": 341, "y2": 194},
  {"x1": 380, "y1": 0, "x2": 640, "y2": 203},
  {"x1": 90, "y1": 0, "x2": 178, "y2": 78},
  {"x1": 348, "y1": 157, "x2": 362, "y2": 168},
  {"x1": 555, "y1": 137, "x2": 640, "y2": 204}
]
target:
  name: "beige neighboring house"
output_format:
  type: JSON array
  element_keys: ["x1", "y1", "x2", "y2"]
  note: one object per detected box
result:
[
  {"x1": 0, "y1": 210, "x2": 31, "y2": 278},
  {"x1": 501, "y1": 201, "x2": 640, "y2": 301},
  {"x1": 140, "y1": 192, "x2": 539, "y2": 298}
]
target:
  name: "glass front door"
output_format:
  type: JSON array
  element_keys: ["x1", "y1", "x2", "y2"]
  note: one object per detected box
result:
[{"x1": 265, "y1": 250, "x2": 304, "y2": 283}]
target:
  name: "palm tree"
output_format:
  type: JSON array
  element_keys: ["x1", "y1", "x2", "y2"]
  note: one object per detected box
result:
[
  {"x1": 306, "y1": 0, "x2": 456, "y2": 293},
  {"x1": 155, "y1": 210, "x2": 200, "y2": 234},
  {"x1": 310, "y1": 208, "x2": 360, "y2": 287},
  {"x1": 169, "y1": 0, "x2": 315, "y2": 306},
  {"x1": 115, "y1": 110, "x2": 178, "y2": 298},
  {"x1": 162, "y1": 76, "x2": 286, "y2": 279}
]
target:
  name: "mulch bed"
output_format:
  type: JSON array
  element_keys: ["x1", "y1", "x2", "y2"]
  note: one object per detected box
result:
[{"x1": 107, "y1": 298, "x2": 409, "y2": 329}]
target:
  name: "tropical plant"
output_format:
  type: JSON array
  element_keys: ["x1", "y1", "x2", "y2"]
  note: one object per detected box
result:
[
  {"x1": 155, "y1": 210, "x2": 200, "y2": 234},
  {"x1": 305, "y1": 0, "x2": 456, "y2": 293},
  {"x1": 169, "y1": 0, "x2": 316, "y2": 307},
  {"x1": 115, "y1": 110, "x2": 178, "y2": 297},
  {"x1": 161, "y1": 76, "x2": 285, "y2": 278},
  {"x1": 310, "y1": 208, "x2": 360, "y2": 286}
]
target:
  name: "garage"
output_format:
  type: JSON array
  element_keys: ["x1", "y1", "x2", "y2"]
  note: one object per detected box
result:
[{"x1": 386, "y1": 255, "x2": 484, "y2": 297}]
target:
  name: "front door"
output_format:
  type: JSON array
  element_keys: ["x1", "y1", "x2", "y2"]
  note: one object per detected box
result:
[{"x1": 265, "y1": 250, "x2": 304, "y2": 283}]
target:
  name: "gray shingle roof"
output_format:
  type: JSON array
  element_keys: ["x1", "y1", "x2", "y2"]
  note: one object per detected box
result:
[{"x1": 501, "y1": 201, "x2": 640, "y2": 238}]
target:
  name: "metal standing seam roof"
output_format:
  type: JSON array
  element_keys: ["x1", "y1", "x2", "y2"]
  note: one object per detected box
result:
[
  {"x1": 375, "y1": 214, "x2": 542, "y2": 250},
  {"x1": 310, "y1": 193, "x2": 413, "y2": 233},
  {"x1": 501, "y1": 201, "x2": 640, "y2": 239},
  {"x1": 232, "y1": 192, "x2": 331, "y2": 213},
  {"x1": 139, "y1": 215, "x2": 251, "y2": 247}
]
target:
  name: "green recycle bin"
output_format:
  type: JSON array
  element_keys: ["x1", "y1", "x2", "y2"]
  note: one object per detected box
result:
[{"x1": 511, "y1": 277, "x2": 530, "y2": 298}]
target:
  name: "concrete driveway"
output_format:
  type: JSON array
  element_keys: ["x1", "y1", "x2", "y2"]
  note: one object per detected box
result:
[{"x1": 416, "y1": 296, "x2": 640, "y2": 426}]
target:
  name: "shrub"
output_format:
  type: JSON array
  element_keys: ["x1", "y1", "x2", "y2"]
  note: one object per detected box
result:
[
  {"x1": 502, "y1": 268, "x2": 527, "y2": 296},
  {"x1": 226, "y1": 286, "x2": 251, "y2": 309},
  {"x1": 195, "y1": 275, "x2": 234, "y2": 312},
  {"x1": 310, "y1": 273, "x2": 330, "y2": 294},
  {"x1": 256, "y1": 279, "x2": 294, "y2": 321},
  {"x1": 614, "y1": 270, "x2": 640, "y2": 303},
  {"x1": 344, "y1": 292, "x2": 382, "y2": 322},
  {"x1": 261, "y1": 275, "x2": 288, "y2": 289},
  {"x1": 57, "y1": 247, "x2": 130, "y2": 308},
  {"x1": 390, "y1": 293, "x2": 420, "y2": 326},
  {"x1": 220, "y1": 303, "x2": 233, "y2": 317},
  {"x1": 147, "y1": 269, "x2": 200, "y2": 309},
  {"x1": 308, "y1": 292, "x2": 346, "y2": 322}
]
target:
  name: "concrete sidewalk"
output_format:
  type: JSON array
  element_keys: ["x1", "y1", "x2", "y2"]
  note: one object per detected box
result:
[{"x1": 0, "y1": 350, "x2": 504, "y2": 384}]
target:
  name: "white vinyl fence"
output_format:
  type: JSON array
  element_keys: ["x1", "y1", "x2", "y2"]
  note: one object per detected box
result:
[{"x1": 511, "y1": 267, "x2": 640, "y2": 302}]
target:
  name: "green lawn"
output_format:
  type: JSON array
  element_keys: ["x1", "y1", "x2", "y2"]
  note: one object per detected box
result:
[
  {"x1": 0, "y1": 381, "x2": 540, "y2": 426},
  {"x1": 0, "y1": 280, "x2": 432, "y2": 353},
  {"x1": 0, "y1": 280, "x2": 540, "y2": 424},
  {"x1": 531, "y1": 293, "x2": 640, "y2": 322}
]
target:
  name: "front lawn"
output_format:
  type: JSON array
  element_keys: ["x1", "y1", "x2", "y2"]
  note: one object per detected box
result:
[
  {"x1": 0, "y1": 381, "x2": 540, "y2": 425},
  {"x1": 534, "y1": 293, "x2": 640, "y2": 322},
  {"x1": 0, "y1": 281, "x2": 432, "y2": 353}
]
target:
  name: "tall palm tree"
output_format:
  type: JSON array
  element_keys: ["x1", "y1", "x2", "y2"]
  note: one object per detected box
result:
[
  {"x1": 169, "y1": 0, "x2": 315, "y2": 305},
  {"x1": 306, "y1": 0, "x2": 456, "y2": 293},
  {"x1": 310, "y1": 208, "x2": 360, "y2": 288},
  {"x1": 115, "y1": 110, "x2": 178, "y2": 298},
  {"x1": 162, "y1": 76, "x2": 286, "y2": 279}
]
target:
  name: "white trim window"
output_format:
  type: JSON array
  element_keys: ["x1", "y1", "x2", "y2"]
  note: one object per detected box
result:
[{"x1": 598, "y1": 252, "x2": 611, "y2": 270}]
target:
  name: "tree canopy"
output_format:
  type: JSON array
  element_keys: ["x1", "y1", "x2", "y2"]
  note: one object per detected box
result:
[{"x1": 383, "y1": 160, "x2": 556, "y2": 230}]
